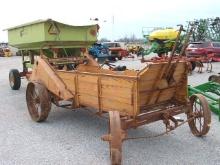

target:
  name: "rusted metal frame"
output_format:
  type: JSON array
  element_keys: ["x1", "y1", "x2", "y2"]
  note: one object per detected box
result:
[
  {"x1": 124, "y1": 116, "x2": 195, "y2": 141},
  {"x1": 163, "y1": 25, "x2": 184, "y2": 79},
  {"x1": 19, "y1": 71, "x2": 32, "y2": 77},
  {"x1": 165, "y1": 24, "x2": 194, "y2": 83},
  {"x1": 50, "y1": 93, "x2": 59, "y2": 105},
  {"x1": 164, "y1": 25, "x2": 194, "y2": 84},
  {"x1": 123, "y1": 105, "x2": 186, "y2": 129},
  {"x1": 52, "y1": 101, "x2": 73, "y2": 109},
  {"x1": 142, "y1": 56, "x2": 211, "y2": 63},
  {"x1": 187, "y1": 56, "x2": 211, "y2": 62},
  {"x1": 20, "y1": 50, "x2": 33, "y2": 78},
  {"x1": 140, "y1": 100, "x2": 180, "y2": 112},
  {"x1": 165, "y1": 22, "x2": 194, "y2": 78},
  {"x1": 138, "y1": 105, "x2": 186, "y2": 120},
  {"x1": 164, "y1": 59, "x2": 180, "y2": 84},
  {"x1": 180, "y1": 24, "x2": 196, "y2": 57},
  {"x1": 144, "y1": 63, "x2": 167, "y2": 105},
  {"x1": 162, "y1": 113, "x2": 178, "y2": 131}
]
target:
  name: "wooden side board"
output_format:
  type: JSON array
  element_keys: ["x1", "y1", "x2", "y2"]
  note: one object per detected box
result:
[
  {"x1": 30, "y1": 58, "x2": 73, "y2": 100},
  {"x1": 138, "y1": 62, "x2": 188, "y2": 109},
  {"x1": 57, "y1": 71, "x2": 138, "y2": 116}
]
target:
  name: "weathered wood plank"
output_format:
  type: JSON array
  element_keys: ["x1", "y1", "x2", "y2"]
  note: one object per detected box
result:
[
  {"x1": 78, "y1": 74, "x2": 98, "y2": 83},
  {"x1": 139, "y1": 87, "x2": 177, "y2": 106},
  {"x1": 101, "y1": 77, "x2": 134, "y2": 88},
  {"x1": 62, "y1": 79, "x2": 76, "y2": 92},
  {"x1": 79, "y1": 94, "x2": 99, "y2": 108},
  {"x1": 57, "y1": 71, "x2": 76, "y2": 81},
  {"x1": 78, "y1": 81, "x2": 98, "y2": 95},
  {"x1": 101, "y1": 86, "x2": 132, "y2": 99},
  {"x1": 102, "y1": 99, "x2": 133, "y2": 115}
]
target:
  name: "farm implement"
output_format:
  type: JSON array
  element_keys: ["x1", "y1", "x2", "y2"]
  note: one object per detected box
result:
[
  {"x1": 7, "y1": 19, "x2": 211, "y2": 165},
  {"x1": 188, "y1": 76, "x2": 220, "y2": 120}
]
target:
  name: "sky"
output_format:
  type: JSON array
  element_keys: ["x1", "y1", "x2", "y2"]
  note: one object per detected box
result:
[{"x1": 0, "y1": 0, "x2": 219, "y2": 42}]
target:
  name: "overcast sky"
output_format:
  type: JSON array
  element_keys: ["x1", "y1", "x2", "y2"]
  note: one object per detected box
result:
[{"x1": 0, "y1": 0, "x2": 219, "y2": 42}]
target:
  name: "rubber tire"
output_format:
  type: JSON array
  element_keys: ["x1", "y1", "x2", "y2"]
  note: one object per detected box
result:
[
  {"x1": 9, "y1": 69, "x2": 21, "y2": 90},
  {"x1": 190, "y1": 61, "x2": 196, "y2": 71}
]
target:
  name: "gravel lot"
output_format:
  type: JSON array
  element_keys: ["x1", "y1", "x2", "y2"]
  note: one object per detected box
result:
[{"x1": 0, "y1": 56, "x2": 220, "y2": 165}]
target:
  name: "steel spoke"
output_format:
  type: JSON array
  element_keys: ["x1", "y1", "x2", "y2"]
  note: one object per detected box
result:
[
  {"x1": 199, "y1": 117, "x2": 202, "y2": 132},
  {"x1": 189, "y1": 94, "x2": 210, "y2": 136}
]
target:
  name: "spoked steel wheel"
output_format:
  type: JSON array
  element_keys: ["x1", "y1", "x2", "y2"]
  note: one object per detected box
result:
[
  {"x1": 26, "y1": 82, "x2": 51, "y2": 122},
  {"x1": 187, "y1": 94, "x2": 211, "y2": 136}
]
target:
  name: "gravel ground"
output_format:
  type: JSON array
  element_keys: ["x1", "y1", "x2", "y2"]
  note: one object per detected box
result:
[{"x1": 0, "y1": 56, "x2": 220, "y2": 165}]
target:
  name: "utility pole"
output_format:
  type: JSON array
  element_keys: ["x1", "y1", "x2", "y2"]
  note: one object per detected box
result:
[{"x1": 112, "y1": 15, "x2": 114, "y2": 42}]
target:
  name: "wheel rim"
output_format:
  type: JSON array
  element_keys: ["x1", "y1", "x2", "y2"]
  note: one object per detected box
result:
[
  {"x1": 26, "y1": 82, "x2": 51, "y2": 122},
  {"x1": 192, "y1": 97, "x2": 205, "y2": 133},
  {"x1": 188, "y1": 94, "x2": 211, "y2": 136},
  {"x1": 9, "y1": 72, "x2": 15, "y2": 87},
  {"x1": 31, "y1": 86, "x2": 41, "y2": 117},
  {"x1": 27, "y1": 83, "x2": 41, "y2": 120}
]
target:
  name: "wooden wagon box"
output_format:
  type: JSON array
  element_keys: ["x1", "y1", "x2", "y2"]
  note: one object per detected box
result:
[
  {"x1": 31, "y1": 57, "x2": 188, "y2": 117},
  {"x1": 7, "y1": 19, "x2": 98, "y2": 49}
]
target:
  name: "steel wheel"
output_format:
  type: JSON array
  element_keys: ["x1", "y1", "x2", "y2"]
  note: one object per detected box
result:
[
  {"x1": 109, "y1": 111, "x2": 123, "y2": 165},
  {"x1": 187, "y1": 94, "x2": 211, "y2": 136},
  {"x1": 26, "y1": 82, "x2": 51, "y2": 122}
]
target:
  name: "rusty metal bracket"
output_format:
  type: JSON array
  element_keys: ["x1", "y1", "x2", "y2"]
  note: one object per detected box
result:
[
  {"x1": 162, "y1": 113, "x2": 178, "y2": 131},
  {"x1": 124, "y1": 117, "x2": 195, "y2": 141}
]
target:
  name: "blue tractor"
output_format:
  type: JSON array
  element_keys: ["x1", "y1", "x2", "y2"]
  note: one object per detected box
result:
[{"x1": 89, "y1": 43, "x2": 110, "y2": 62}]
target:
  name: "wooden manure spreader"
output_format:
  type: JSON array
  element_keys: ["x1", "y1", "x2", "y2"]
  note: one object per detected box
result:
[{"x1": 7, "y1": 19, "x2": 211, "y2": 165}]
